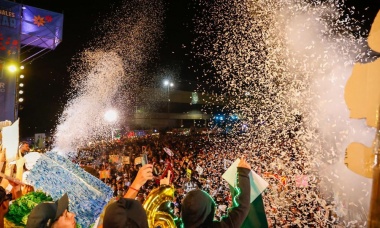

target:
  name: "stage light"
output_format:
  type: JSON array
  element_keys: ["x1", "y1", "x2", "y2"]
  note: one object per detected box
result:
[
  {"x1": 8, "y1": 65, "x2": 17, "y2": 73},
  {"x1": 18, "y1": 98, "x2": 24, "y2": 102},
  {"x1": 20, "y1": 66, "x2": 24, "y2": 70},
  {"x1": 19, "y1": 90, "x2": 24, "y2": 94},
  {"x1": 19, "y1": 83, "x2": 24, "y2": 87},
  {"x1": 20, "y1": 74, "x2": 24, "y2": 79}
]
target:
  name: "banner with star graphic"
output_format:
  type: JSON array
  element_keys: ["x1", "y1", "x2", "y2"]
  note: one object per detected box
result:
[
  {"x1": 0, "y1": 0, "x2": 22, "y2": 61},
  {"x1": 21, "y1": 5, "x2": 63, "y2": 49}
]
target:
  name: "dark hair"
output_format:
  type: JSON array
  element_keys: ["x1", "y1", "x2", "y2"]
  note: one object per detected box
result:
[{"x1": 0, "y1": 186, "x2": 11, "y2": 204}]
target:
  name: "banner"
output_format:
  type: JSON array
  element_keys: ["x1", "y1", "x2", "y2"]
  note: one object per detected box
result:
[
  {"x1": 122, "y1": 156, "x2": 130, "y2": 164},
  {"x1": 0, "y1": 65, "x2": 16, "y2": 122},
  {"x1": 109, "y1": 155, "x2": 119, "y2": 163},
  {"x1": 21, "y1": 4, "x2": 63, "y2": 49},
  {"x1": 0, "y1": 0, "x2": 21, "y2": 61}
]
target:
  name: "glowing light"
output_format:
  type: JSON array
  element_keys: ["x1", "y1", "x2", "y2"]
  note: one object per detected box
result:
[
  {"x1": 8, "y1": 65, "x2": 17, "y2": 73},
  {"x1": 104, "y1": 110, "x2": 118, "y2": 123}
]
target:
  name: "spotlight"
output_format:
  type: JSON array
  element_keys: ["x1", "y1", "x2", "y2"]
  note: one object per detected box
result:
[
  {"x1": 19, "y1": 90, "x2": 24, "y2": 94},
  {"x1": 8, "y1": 65, "x2": 17, "y2": 73},
  {"x1": 18, "y1": 98, "x2": 24, "y2": 102},
  {"x1": 19, "y1": 83, "x2": 24, "y2": 87},
  {"x1": 20, "y1": 74, "x2": 24, "y2": 79}
]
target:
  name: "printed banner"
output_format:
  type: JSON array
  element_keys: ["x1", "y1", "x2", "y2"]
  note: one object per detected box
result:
[
  {"x1": 0, "y1": 66, "x2": 16, "y2": 122},
  {"x1": 21, "y1": 4, "x2": 63, "y2": 49},
  {"x1": 0, "y1": 0, "x2": 21, "y2": 61},
  {"x1": 109, "y1": 155, "x2": 119, "y2": 163},
  {"x1": 122, "y1": 156, "x2": 130, "y2": 164}
]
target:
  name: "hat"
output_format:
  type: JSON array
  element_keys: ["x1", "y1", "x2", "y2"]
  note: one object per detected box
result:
[
  {"x1": 26, "y1": 193, "x2": 69, "y2": 228},
  {"x1": 181, "y1": 189, "x2": 215, "y2": 228},
  {"x1": 103, "y1": 198, "x2": 148, "y2": 228}
]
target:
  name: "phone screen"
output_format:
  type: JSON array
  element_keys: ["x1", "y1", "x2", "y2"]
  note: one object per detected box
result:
[{"x1": 141, "y1": 153, "x2": 148, "y2": 166}]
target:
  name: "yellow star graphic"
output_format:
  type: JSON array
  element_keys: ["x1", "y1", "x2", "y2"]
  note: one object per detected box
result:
[{"x1": 33, "y1": 15, "x2": 45, "y2": 27}]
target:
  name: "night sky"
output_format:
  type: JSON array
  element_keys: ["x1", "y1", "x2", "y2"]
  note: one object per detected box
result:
[
  {"x1": 17, "y1": 0, "x2": 197, "y2": 138},
  {"x1": 15, "y1": 0, "x2": 380, "y2": 138}
]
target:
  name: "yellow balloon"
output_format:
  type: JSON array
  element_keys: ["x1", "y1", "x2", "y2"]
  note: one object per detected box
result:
[{"x1": 142, "y1": 185, "x2": 176, "y2": 228}]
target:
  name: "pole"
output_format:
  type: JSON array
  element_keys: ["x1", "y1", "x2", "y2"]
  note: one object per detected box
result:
[
  {"x1": 368, "y1": 106, "x2": 380, "y2": 228},
  {"x1": 167, "y1": 84, "x2": 170, "y2": 115}
]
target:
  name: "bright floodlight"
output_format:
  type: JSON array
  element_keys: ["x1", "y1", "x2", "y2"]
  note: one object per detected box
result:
[
  {"x1": 170, "y1": 82, "x2": 174, "y2": 87},
  {"x1": 20, "y1": 66, "x2": 24, "y2": 70},
  {"x1": 163, "y1": 80, "x2": 169, "y2": 86},
  {"x1": 104, "y1": 110, "x2": 118, "y2": 123},
  {"x1": 20, "y1": 74, "x2": 24, "y2": 79},
  {"x1": 18, "y1": 98, "x2": 24, "y2": 102},
  {"x1": 8, "y1": 65, "x2": 17, "y2": 73}
]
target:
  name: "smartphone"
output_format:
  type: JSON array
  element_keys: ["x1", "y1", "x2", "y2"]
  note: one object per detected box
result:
[{"x1": 141, "y1": 153, "x2": 148, "y2": 166}]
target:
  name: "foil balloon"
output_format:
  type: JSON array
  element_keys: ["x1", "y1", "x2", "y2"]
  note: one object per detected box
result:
[{"x1": 143, "y1": 184, "x2": 176, "y2": 228}]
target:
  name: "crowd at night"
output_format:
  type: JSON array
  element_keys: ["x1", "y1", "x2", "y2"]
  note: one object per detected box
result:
[{"x1": 74, "y1": 132, "x2": 343, "y2": 227}]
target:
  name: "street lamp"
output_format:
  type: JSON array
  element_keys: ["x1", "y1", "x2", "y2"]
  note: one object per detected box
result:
[
  {"x1": 163, "y1": 80, "x2": 174, "y2": 114},
  {"x1": 104, "y1": 109, "x2": 118, "y2": 140}
]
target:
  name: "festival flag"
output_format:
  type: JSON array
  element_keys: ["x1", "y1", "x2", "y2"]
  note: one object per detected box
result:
[
  {"x1": 222, "y1": 158, "x2": 269, "y2": 228},
  {"x1": 163, "y1": 147, "x2": 174, "y2": 156},
  {"x1": 21, "y1": 4, "x2": 63, "y2": 49}
]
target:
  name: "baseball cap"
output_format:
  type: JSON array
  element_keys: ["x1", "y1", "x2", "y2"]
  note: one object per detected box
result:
[{"x1": 26, "y1": 193, "x2": 69, "y2": 228}]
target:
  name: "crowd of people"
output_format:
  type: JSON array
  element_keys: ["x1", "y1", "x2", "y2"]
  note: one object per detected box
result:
[
  {"x1": 0, "y1": 131, "x2": 346, "y2": 227},
  {"x1": 76, "y1": 134, "x2": 237, "y2": 221},
  {"x1": 73, "y1": 132, "x2": 341, "y2": 227}
]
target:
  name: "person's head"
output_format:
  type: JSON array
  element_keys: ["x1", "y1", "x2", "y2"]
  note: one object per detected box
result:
[
  {"x1": 26, "y1": 193, "x2": 76, "y2": 228},
  {"x1": 181, "y1": 189, "x2": 216, "y2": 228},
  {"x1": 0, "y1": 186, "x2": 12, "y2": 213},
  {"x1": 19, "y1": 141, "x2": 30, "y2": 155},
  {"x1": 103, "y1": 198, "x2": 148, "y2": 228}
]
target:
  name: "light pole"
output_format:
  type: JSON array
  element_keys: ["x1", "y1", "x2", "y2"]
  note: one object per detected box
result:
[
  {"x1": 163, "y1": 80, "x2": 174, "y2": 115},
  {"x1": 104, "y1": 109, "x2": 118, "y2": 140}
]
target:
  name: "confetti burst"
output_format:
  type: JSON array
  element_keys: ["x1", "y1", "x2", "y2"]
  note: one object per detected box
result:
[
  {"x1": 191, "y1": 0, "x2": 375, "y2": 226},
  {"x1": 53, "y1": 0, "x2": 164, "y2": 153}
]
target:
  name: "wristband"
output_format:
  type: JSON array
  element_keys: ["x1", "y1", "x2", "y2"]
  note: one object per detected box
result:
[{"x1": 129, "y1": 186, "x2": 139, "y2": 192}]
